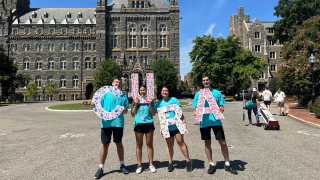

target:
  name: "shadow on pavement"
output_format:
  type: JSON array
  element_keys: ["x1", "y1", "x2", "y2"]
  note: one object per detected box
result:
[{"x1": 216, "y1": 160, "x2": 248, "y2": 171}]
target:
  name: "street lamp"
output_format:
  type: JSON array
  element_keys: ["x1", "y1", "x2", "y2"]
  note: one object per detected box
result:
[
  {"x1": 42, "y1": 84, "x2": 45, "y2": 101},
  {"x1": 309, "y1": 53, "x2": 316, "y2": 113}
]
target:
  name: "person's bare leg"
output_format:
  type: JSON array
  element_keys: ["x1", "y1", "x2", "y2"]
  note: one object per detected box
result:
[
  {"x1": 218, "y1": 140, "x2": 229, "y2": 162},
  {"x1": 100, "y1": 144, "x2": 110, "y2": 164},
  {"x1": 135, "y1": 132, "x2": 144, "y2": 166},
  {"x1": 165, "y1": 137, "x2": 175, "y2": 163},
  {"x1": 204, "y1": 140, "x2": 213, "y2": 163},
  {"x1": 115, "y1": 142, "x2": 124, "y2": 161},
  {"x1": 281, "y1": 104, "x2": 285, "y2": 114},
  {"x1": 267, "y1": 105, "x2": 270, "y2": 111},
  {"x1": 278, "y1": 104, "x2": 281, "y2": 114},
  {"x1": 145, "y1": 131, "x2": 154, "y2": 165},
  {"x1": 175, "y1": 133, "x2": 190, "y2": 162}
]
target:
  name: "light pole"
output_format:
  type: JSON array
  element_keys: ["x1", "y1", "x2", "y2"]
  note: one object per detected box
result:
[
  {"x1": 309, "y1": 53, "x2": 316, "y2": 113},
  {"x1": 42, "y1": 84, "x2": 45, "y2": 101},
  {"x1": 80, "y1": 38, "x2": 84, "y2": 100}
]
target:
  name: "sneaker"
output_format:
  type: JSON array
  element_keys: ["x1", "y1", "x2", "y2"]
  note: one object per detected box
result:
[
  {"x1": 186, "y1": 161, "x2": 192, "y2": 172},
  {"x1": 224, "y1": 165, "x2": 238, "y2": 175},
  {"x1": 207, "y1": 164, "x2": 216, "y2": 174},
  {"x1": 149, "y1": 164, "x2": 156, "y2": 173},
  {"x1": 136, "y1": 165, "x2": 142, "y2": 174},
  {"x1": 256, "y1": 120, "x2": 260, "y2": 126},
  {"x1": 120, "y1": 164, "x2": 129, "y2": 174},
  {"x1": 248, "y1": 123, "x2": 252, "y2": 126},
  {"x1": 94, "y1": 168, "x2": 103, "y2": 179},
  {"x1": 167, "y1": 163, "x2": 174, "y2": 172},
  {"x1": 282, "y1": 112, "x2": 285, "y2": 116}
]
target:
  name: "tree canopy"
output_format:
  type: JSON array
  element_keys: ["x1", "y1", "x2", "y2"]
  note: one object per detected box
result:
[
  {"x1": 26, "y1": 83, "x2": 39, "y2": 101},
  {"x1": 93, "y1": 58, "x2": 120, "y2": 90},
  {"x1": 189, "y1": 35, "x2": 268, "y2": 93},
  {"x1": 278, "y1": 15, "x2": 320, "y2": 89},
  {"x1": 152, "y1": 57, "x2": 179, "y2": 98},
  {"x1": 273, "y1": 0, "x2": 320, "y2": 43}
]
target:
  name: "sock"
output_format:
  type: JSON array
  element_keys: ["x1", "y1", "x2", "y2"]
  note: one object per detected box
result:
[
  {"x1": 120, "y1": 161, "x2": 124, "y2": 166},
  {"x1": 210, "y1": 162, "x2": 215, "y2": 166},
  {"x1": 225, "y1": 161, "x2": 230, "y2": 166},
  {"x1": 99, "y1": 164, "x2": 104, "y2": 170}
]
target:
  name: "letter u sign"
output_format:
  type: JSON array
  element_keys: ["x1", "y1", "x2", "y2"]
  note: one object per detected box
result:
[{"x1": 131, "y1": 73, "x2": 154, "y2": 103}]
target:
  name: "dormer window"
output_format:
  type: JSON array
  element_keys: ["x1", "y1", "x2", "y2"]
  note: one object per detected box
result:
[
  {"x1": 78, "y1": 12, "x2": 82, "y2": 18},
  {"x1": 94, "y1": 12, "x2": 96, "y2": 18},
  {"x1": 32, "y1": 12, "x2": 37, "y2": 18},
  {"x1": 43, "y1": 12, "x2": 48, "y2": 18},
  {"x1": 67, "y1": 12, "x2": 71, "y2": 18}
]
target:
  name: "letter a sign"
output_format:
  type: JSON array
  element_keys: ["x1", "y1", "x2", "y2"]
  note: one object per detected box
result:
[{"x1": 195, "y1": 89, "x2": 225, "y2": 122}]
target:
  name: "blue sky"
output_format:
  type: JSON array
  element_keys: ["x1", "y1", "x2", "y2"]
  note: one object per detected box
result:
[{"x1": 30, "y1": 0, "x2": 281, "y2": 80}]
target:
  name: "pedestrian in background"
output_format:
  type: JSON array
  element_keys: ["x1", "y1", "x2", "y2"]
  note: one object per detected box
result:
[
  {"x1": 274, "y1": 88, "x2": 286, "y2": 116},
  {"x1": 262, "y1": 86, "x2": 272, "y2": 111},
  {"x1": 244, "y1": 88, "x2": 260, "y2": 126}
]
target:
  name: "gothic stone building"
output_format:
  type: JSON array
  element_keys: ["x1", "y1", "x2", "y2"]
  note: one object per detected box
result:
[
  {"x1": 0, "y1": 0, "x2": 180, "y2": 100},
  {"x1": 229, "y1": 7, "x2": 283, "y2": 92}
]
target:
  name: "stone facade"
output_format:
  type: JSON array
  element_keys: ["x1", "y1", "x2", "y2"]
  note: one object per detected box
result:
[
  {"x1": 229, "y1": 7, "x2": 283, "y2": 92},
  {"x1": 0, "y1": 0, "x2": 180, "y2": 100}
]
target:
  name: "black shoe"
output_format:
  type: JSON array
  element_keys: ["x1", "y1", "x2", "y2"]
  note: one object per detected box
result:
[
  {"x1": 94, "y1": 168, "x2": 103, "y2": 179},
  {"x1": 167, "y1": 163, "x2": 174, "y2": 172},
  {"x1": 282, "y1": 112, "x2": 286, "y2": 116},
  {"x1": 224, "y1": 165, "x2": 238, "y2": 175},
  {"x1": 186, "y1": 161, "x2": 192, "y2": 172},
  {"x1": 120, "y1": 164, "x2": 129, "y2": 174},
  {"x1": 207, "y1": 164, "x2": 216, "y2": 174}
]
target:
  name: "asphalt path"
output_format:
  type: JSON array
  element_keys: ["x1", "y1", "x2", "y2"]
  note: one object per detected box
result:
[{"x1": 0, "y1": 99, "x2": 319, "y2": 179}]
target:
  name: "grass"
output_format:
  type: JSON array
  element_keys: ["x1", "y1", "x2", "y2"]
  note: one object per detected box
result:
[
  {"x1": 180, "y1": 102, "x2": 190, "y2": 106},
  {"x1": 48, "y1": 103, "x2": 132, "y2": 110},
  {"x1": 225, "y1": 96, "x2": 233, "y2": 98}
]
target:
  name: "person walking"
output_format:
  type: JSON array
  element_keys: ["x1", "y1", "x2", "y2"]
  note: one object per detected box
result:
[
  {"x1": 192, "y1": 75, "x2": 238, "y2": 175},
  {"x1": 155, "y1": 86, "x2": 192, "y2": 172},
  {"x1": 244, "y1": 88, "x2": 260, "y2": 126},
  {"x1": 91, "y1": 78, "x2": 130, "y2": 179},
  {"x1": 274, "y1": 88, "x2": 286, "y2": 116},
  {"x1": 131, "y1": 85, "x2": 157, "y2": 174},
  {"x1": 262, "y1": 86, "x2": 272, "y2": 111}
]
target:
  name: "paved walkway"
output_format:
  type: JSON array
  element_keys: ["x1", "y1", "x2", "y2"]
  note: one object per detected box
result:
[{"x1": 285, "y1": 103, "x2": 320, "y2": 129}]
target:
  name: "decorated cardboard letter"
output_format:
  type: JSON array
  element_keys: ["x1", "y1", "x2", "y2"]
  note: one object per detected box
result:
[
  {"x1": 92, "y1": 86, "x2": 125, "y2": 120},
  {"x1": 195, "y1": 89, "x2": 225, "y2": 121},
  {"x1": 157, "y1": 104, "x2": 188, "y2": 138},
  {"x1": 131, "y1": 73, "x2": 154, "y2": 103}
]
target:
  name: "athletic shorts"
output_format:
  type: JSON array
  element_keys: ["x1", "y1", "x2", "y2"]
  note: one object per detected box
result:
[
  {"x1": 101, "y1": 127, "x2": 123, "y2": 144},
  {"x1": 134, "y1": 123, "x2": 155, "y2": 134},
  {"x1": 200, "y1": 126, "x2": 225, "y2": 140},
  {"x1": 277, "y1": 100, "x2": 285, "y2": 104},
  {"x1": 264, "y1": 101, "x2": 271, "y2": 106},
  {"x1": 169, "y1": 129, "x2": 180, "y2": 137}
]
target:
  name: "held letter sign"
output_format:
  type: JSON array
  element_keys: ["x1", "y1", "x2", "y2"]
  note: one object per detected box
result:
[
  {"x1": 157, "y1": 104, "x2": 188, "y2": 138},
  {"x1": 195, "y1": 89, "x2": 225, "y2": 122},
  {"x1": 131, "y1": 73, "x2": 154, "y2": 103},
  {"x1": 92, "y1": 86, "x2": 125, "y2": 120}
]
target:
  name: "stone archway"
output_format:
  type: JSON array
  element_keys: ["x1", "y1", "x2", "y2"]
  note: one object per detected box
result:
[
  {"x1": 86, "y1": 83, "x2": 94, "y2": 100},
  {"x1": 258, "y1": 84, "x2": 266, "y2": 92}
]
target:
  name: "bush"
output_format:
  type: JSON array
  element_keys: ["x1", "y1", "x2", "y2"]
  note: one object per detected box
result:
[
  {"x1": 307, "y1": 100, "x2": 313, "y2": 110},
  {"x1": 298, "y1": 95, "x2": 311, "y2": 106},
  {"x1": 128, "y1": 97, "x2": 133, "y2": 103},
  {"x1": 313, "y1": 100, "x2": 320, "y2": 118}
]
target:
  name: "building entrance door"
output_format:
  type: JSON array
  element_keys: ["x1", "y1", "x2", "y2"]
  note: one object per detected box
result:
[{"x1": 86, "y1": 83, "x2": 94, "y2": 99}]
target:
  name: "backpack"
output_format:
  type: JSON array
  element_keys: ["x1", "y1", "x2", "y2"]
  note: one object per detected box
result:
[{"x1": 243, "y1": 92, "x2": 254, "y2": 110}]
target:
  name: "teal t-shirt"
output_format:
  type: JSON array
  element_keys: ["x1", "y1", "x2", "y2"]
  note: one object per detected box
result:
[
  {"x1": 192, "y1": 89, "x2": 225, "y2": 128},
  {"x1": 100, "y1": 93, "x2": 129, "y2": 128},
  {"x1": 155, "y1": 97, "x2": 180, "y2": 131},
  {"x1": 132, "y1": 101, "x2": 156, "y2": 128}
]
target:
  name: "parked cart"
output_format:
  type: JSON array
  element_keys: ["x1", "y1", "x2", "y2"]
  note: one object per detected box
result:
[{"x1": 258, "y1": 104, "x2": 280, "y2": 130}]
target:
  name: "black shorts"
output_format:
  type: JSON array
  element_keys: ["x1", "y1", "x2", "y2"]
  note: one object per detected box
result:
[
  {"x1": 101, "y1": 127, "x2": 123, "y2": 144},
  {"x1": 200, "y1": 126, "x2": 225, "y2": 140},
  {"x1": 169, "y1": 129, "x2": 180, "y2": 137},
  {"x1": 134, "y1": 123, "x2": 155, "y2": 134},
  {"x1": 264, "y1": 101, "x2": 271, "y2": 106}
]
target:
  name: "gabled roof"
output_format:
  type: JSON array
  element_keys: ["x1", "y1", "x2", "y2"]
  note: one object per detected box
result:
[
  {"x1": 107, "y1": 0, "x2": 170, "y2": 11},
  {"x1": 246, "y1": 18, "x2": 275, "y2": 29}
]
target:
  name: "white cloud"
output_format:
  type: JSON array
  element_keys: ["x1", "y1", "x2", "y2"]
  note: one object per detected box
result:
[
  {"x1": 211, "y1": 0, "x2": 227, "y2": 14},
  {"x1": 205, "y1": 23, "x2": 215, "y2": 35}
]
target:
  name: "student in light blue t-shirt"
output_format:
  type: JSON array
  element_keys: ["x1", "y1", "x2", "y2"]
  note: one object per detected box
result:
[
  {"x1": 131, "y1": 85, "x2": 156, "y2": 174},
  {"x1": 155, "y1": 86, "x2": 192, "y2": 172},
  {"x1": 192, "y1": 75, "x2": 237, "y2": 175}
]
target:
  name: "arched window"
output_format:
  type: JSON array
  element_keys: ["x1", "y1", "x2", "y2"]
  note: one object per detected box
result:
[
  {"x1": 38, "y1": 29, "x2": 42, "y2": 35},
  {"x1": 93, "y1": 43, "x2": 96, "y2": 50},
  {"x1": 60, "y1": 76, "x2": 66, "y2": 88},
  {"x1": 13, "y1": 29, "x2": 17, "y2": 35},
  {"x1": 86, "y1": 28, "x2": 91, "y2": 35},
  {"x1": 27, "y1": 44, "x2": 30, "y2": 51},
  {"x1": 141, "y1": 25, "x2": 147, "y2": 33},
  {"x1": 110, "y1": 25, "x2": 117, "y2": 48},
  {"x1": 73, "y1": 43, "x2": 76, "y2": 51},
  {"x1": 141, "y1": 25, "x2": 148, "y2": 48},
  {"x1": 35, "y1": 76, "x2": 41, "y2": 87},
  {"x1": 76, "y1": 43, "x2": 79, "y2": 51},
  {"x1": 74, "y1": 28, "x2": 79, "y2": 35},
  {"x1": 60, "y1": 57, "x2": 67, "y2": 70},
  {"x1": 85, "y1": 44, "x2": 88, "y2": 51},
  {"x1": 48, "y1": 58, "x2": 54, "y2": 70},
  {"x1": 93, "y1": 58, "x2": 96, "y2": 69},
  {"x1": 133, "y1": 56, "x2": 136, "y2": 62},
  {"x1": 130, "y1": 25, "x2": 137, "y2": 48},
  {"x1": 73, "y1": 58, "x2": 79, "y2": 69},
  {"x1": 72, "y1": 76, "x2": 79, "y2": 88},
  {"x1": 47, "y1": 76, "x2": 53, "y2": 82},
  {"x1": 85, "y1": 58, "x2": 91, "y2": 69},
  {"x1": 25, "y1": 29, "x2": 30, "y2": 35},
  {"x1": 23, "y1": 58, "x2": 29, "y2": 70},
  {"x1": 62, "y1": 28, "x2": 67, "y2": 35},
  {"x1": 78, "y1": 12, "x2": 82, "y2": 18},
  {"x1": 36, "y1": 58, "x2": 42, "y2": 70},
  {"x1": 145, "y1": 56, "x2": 148, "y2": 65},
  {"x1": 50, "y1": 29, "x2": 54, "y2": 35},
  {"x1": 160, "y1": 25, "x2": 167, "y2": 48}
]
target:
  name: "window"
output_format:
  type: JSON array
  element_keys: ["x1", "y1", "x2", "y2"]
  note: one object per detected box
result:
[
  {"x1": 48, "y1": 58, "x2": 54, "y2": 70},
  {"x1": 280, "y1": 51, "x2": 283, "y2": 58},
  {"x1": 36, "y1": 44, "x2": 42, "y2": 51},
  {"x1": 255, "y1": 45, "x2": 260, "y2": 52},
  {"x1": 89, "y1": 43, "x2": 92, "y2": 50},
  {"x1": 25, "y1": 29, "x2": 30, "y2": 35},
  {"x1": 60, "y1": 76, "x2": 66, "y2": 88},
  {"x1": 114, "y1": 56, "x2": 117, "y2": 62},
  {"x1": 132, "y1": 1, "x2": 135, "y2": 8},
  {"x1": 36, "y1": 58, "x2": 42, "y2": 70},
  {"x1": 133, "y1": 56, "x2": 136, "y2": 62},
  {"x1": 24, "y1": 58, "x2": 29, "y2": 70},
  {"x1": 43, "y1": 12, "x2": 48, "y2": 18},
  {"x1": 141, "y1": 25, "x2": 148, "y2": 48},
  {"x1": 13, "y1": 29, "x2": 17, "y2": 35},
  {"x1": 62, "y1": 28, "x2": 67, "y2": 35},
  {"x1": 37, "y1": 29, "x2": 42, "y2": 35},
  {"x1": 72, "y1": 76, "x2": 79, "y2": 88},
  {"x1": 24, "y1": 44, "x2": 30, "y2": 51},
  {"x1": 160, "y1": 25, "x2": 167, "y2": 48},
  {"x1": 137, "y1": 1, "x2": 140, "y2": 8},
  {"x1": 73, "y1": 58, "x2": 79, "y2": 69},
  {"x1": 255, "y1": 32, "x2": 260, "y2": 38},
  {"x1": 11, "y1": 44, "x2": 17, "y2": 51},
  {"x1": 76, "y1": 43, "x2": 79, "y2": 51},
  {"x1": 67, "y1": 12, "x2": 71, "y2": 18},
  {"x1": 73, "y1": 43, "x2": 76, "y2": 51},
  {"x1": 74, "y1": 28, "x2": 79, "y2": 35},
  {"x1": 130, "y1": 25, "x2": 137, "y2": 48},
  {"x1": 60, "y1": 57, "x2": 67, "y2": 70},
  {"x1": 85, "y1": 44, "x2": 88, "y2": 51},
  {"x1": 85, "y1": 58, "x2": 91, "y2": 69},
  {"x1": 35, "y1": 76, "x2": 41, "y2": 87},
  {"x1": 270, "y1": 52, "x2": 275, "y2": 59},
  {"x1": 271, "y1": 65, "x2": 276, "y2": 72},
  {"x1": 267, "y1": 28, "x2": 274, "y2": 33},
  {"x1": 78, "y1": 12, "x2": 82, "y2": 18},
  {"x1": 110, "y1": 25, "x2": 117, "y2": 48},
  {"x1": 259, "y1": 73, "x2": 265, "y2": 79},
  {"x1": 48, "y1": 43, "x2": 55, "y2": 51},
  {"x1": 145, "y1": 56, "x2": 148, "y2": 65},
  {"x1": 47, "y1": 76, "x2": 53, "y2": 83},
  {"x1": 93, "y1": 43, "x2": 96, "y2": 51},
  {"x1": 140, "y1": 56, "x2": 144, "y2": 62},
  {"x1": 50, "y1": 29, "x2": 54, "y2": 35},
  {"x1": 60, "y1": 43, "x2": 67, "y2": 51},
  {"x1": 141, "y1": 1, "x2": 145, "y2": 8},
  {"x1": 268, "y1": 39, "x2": 274, "y2": 46},
  {"x1": 86, "y1": 28, "x2": 91, "y2": 35},
  {"x1": 32, "y1": 12, "x2": 37, "y2": 18},
  {"x1": 93, "y1": 58, "x2": 96, "y2": 69}
]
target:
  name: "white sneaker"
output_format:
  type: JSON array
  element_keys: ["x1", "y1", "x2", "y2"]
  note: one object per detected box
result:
[
  {"x1": 149, "y1": 164, "x2": 156, "y2": 173},
  {"x1": 136, "y1": 165, "x2": 142, "y2": 174}
]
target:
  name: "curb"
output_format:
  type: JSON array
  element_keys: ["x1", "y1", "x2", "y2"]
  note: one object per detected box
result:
[{"x1": 285, "y1": 105, "x2": 320, "y2": 129}]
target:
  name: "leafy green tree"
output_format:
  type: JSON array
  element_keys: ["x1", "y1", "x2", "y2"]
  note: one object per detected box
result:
[
  {"x1": 189, "y1": 35, "x2": 268, "y2": 94},
  {"x1": 26, "y1": 83, "x2": 40, "y2": 101},
  {"x1": 180, "y1": 80, "x2": 186, "y2": 92},
  {"x1": 152, "y1": 57, "x2": 178, "y2": 98},
  {"x1": 269, "y1": 77, "x2": 281, "y2": 95},
  {"x1": 93, "y1": 58, "x2": 120, "y2": 90},
  {"x1": 273, "y1": 0, "x2": 320, "y2": 44},
  {"x1": 278, "y1": 15, "x2": 320, "y2": 89},
  {"x1": 43, "y1": 82, "x2": 60, "y2": 95}
]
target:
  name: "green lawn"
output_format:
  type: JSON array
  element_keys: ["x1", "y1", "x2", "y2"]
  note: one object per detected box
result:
[
  {"x1": 180, "y1": 102, "x2": 190, "y2": 106},
  {"x1": 48, "y1": 103, "x2": 132, "y2": 110}
]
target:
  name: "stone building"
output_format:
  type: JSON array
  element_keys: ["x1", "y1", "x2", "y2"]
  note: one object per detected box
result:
[
  {"x1": 229, "y1": 7, "x2": 283, "y2": 92},
  {"x1": 0, "y1": 0, "x2": 180, "y2": 100}
]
